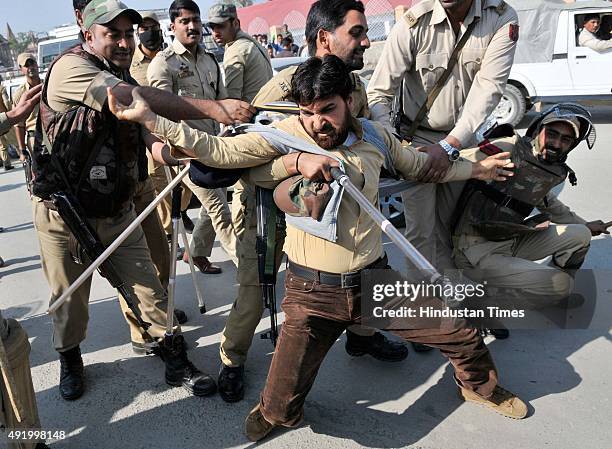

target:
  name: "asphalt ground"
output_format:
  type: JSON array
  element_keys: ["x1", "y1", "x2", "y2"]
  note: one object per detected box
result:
[{"x1": 0, "y1": 107, "x2": 611, "y2": 449}]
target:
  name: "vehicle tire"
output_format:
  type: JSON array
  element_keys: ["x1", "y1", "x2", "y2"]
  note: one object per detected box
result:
[
  {"x1": 494, "y1": 84, "x2": 526, "y2": 126},
  {"x1": 380, "y1": 193, "x2": 405, "y2": 228}
]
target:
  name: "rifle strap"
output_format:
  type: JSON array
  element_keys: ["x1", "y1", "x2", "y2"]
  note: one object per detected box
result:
[{"x1": 403, "y1": 17, "x2": 480, "y2": 140}]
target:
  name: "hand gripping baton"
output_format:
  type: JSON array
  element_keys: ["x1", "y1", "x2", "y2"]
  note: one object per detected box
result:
[{"x1": 330, "y1": 167, "x2": 442, "y2": 284}]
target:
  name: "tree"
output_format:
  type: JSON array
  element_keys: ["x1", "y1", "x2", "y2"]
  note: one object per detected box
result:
[{"x1": 8, "y1": 31, "x2": 37, "y2": 57}]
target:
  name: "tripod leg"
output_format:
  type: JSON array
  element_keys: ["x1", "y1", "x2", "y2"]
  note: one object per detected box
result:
[
  {"x1": 163, "y1": 166, "x2": 206, "y2": 314},
  {"x1": 166, "y1": 170, "x2": 182, "y2": 336},
  {"x1": 179, "y1": 222, "x2": 206, "y2": 314}
]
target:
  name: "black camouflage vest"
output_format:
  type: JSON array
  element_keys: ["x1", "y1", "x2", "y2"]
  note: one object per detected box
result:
[
  {"x1": 453, "y1": 134, "x2": 569, "y2": 241},
  {"x1": 32, "y1": 45, "x2": 143, "y2": 218}
]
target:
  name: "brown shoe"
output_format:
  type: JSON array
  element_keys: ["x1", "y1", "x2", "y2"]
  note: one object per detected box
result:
[
  {"x1": 186, "y1": 255, "x2": 222, "y2": 274},
  {"x1": 459, "y1": 385, "x2": 528, "y2": 419},
  {"x1": 245, "y1": 403, "x2": 276, "y2": 442}
]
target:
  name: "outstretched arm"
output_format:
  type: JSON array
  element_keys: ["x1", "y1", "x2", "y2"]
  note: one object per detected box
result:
[
  {"x1": 110, "y1": 82, "x2": 256, "y2": 125},
  {"x1": 1, "y1": 84, "x2": 42, "y2": 135}
]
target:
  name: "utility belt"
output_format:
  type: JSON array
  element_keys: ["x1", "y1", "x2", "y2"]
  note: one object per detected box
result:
[{"x1": 288, "y1": 254, "x2": 388, "y2": 289}]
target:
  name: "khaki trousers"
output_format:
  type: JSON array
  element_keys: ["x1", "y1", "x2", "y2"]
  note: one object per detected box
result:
[
  {"x1": 220, "y1": 181, "x2": 284, "y2": 367},
  {"x1": 183, "y1": 175, "x2": 237, "y2": 263},
  {"x1": 33, "y1": 200, "x2": 171, "y2": 352},
  {"x1": 148, "y1": 156, "x2": 192, "y2": 235},
  {"x1": 453, "y1": 224, "x2": 592, "y2": 303},
  {"x1": 0, "y1": 318, "x2": 41, "y2": 449},
  {"x1": 399, "y1": 127, "x2": 479, "y2": 271},
  {"x1": 120, "y1": 177, "x2": 172, "y2": 345},
  {"x1": 259, "y1": 267, "x2": 498, "y2": 427},
  {"x1": 0, "y1": 134, "x2": 11, "y2": 166}
]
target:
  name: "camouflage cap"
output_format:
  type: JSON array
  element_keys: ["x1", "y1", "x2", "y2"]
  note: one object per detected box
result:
[
  {"x1": 541, "y1": 114, "x2": 580, "y2": 139},
  {"x1": 207, "y1": 3, "x2": 237, "y2": 25},
  {"x1": 82, "y1": 0, "x2": 142, "y2": 30},
  {"x1": 17, "y1": 53, "x2": 36, "y2": 67},
  {"x1": 140, "y1": 11, "x2": 160, "y2": 24},
  {"x1": 273, "y1": 175, "x2": 332, "y2": 221}
]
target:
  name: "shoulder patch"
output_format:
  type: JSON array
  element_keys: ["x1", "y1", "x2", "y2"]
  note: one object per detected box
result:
[
  {"x1": 403, "y1": 11, "x2": 419, "y2": 28},
  {"x1": 160, "y1": 47, "x2": 176, "y2": 60},
  {"x1": 404, "y1": 0, "x2": 434, "y2": 27},
  {"x1": 478, "y1": 139, "x2": 504, "y2": 156}
]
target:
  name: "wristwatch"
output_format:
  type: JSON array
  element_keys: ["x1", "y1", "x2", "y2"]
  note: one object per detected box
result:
[{"x1": 438, "y1": 139, "x2": 460, "y2": 162}]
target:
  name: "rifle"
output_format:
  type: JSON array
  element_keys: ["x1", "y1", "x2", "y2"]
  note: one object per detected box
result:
[
  {"x1": 255, "y1": 187, "x2": 283, "y2": 347},
  {"x1": 23, "y1": 149, "x2": 34, "y2": 195},
  {"x1": 50, "y1": 191, "x2": 153, "y2": 335}
]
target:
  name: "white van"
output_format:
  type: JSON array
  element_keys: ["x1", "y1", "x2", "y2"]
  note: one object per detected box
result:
[{"x1": 495, "y1": 0, "x2": 612, "y2": 125}]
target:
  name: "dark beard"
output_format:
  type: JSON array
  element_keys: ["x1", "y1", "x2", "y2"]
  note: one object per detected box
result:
[{"x1": 312, "y1": 117, "x2": 350, "y2": 149}]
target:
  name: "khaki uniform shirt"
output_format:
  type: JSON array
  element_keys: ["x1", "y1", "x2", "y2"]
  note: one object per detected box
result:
[
  {"x1": 578, "y1": 28, "x2": 612, "y2": 52},
  {"x1": 0, "y1": 113, "x2": 10, "y2": 136},
  {"x1": 46, "y1": 51, "x2": 122, "y2": 113},
  {"x1": 130, "y1": 45, "x2": 156, "y2": 86},
  {"x1": 154, "y1": 114, "x2": 474, "y2": 273},
  {"x1": 0, "y1": 86, "x2": 9, "y2": 135},
  {"x1": 252, "y1": 64, "x2": 370, "y2": 119},
  {"x1": 367, "y1": 0, "x2": 518, "y2": 146},
  {"x1": 223, "y1": 30, "x2": 273, "y2": 103},
  {"x1": 0, "y1": 85, "x2": 10, "y2": 113},
  {"x1": 12, "y1": 82, "x2": 40, "y2": 132},
  {"x1": 147, "y1": 38, "x2": 226, "y2": 135}
]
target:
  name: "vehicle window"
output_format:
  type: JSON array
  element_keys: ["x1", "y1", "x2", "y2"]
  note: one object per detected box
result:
[
  {"x1": 39, "y1": 38, "x2": 80, "y2": 66},
  {"x1": 575, "y1": 12, "x2": 612, "y2": 47},
  {"x1": 599, "y1": 14, "x2": 612, "y2": 41}
]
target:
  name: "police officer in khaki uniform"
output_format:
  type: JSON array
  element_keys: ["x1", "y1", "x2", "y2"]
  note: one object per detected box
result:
[
  {"x1": 452, "y1": 105, "x2": 610, "y2": 329},
  {"x1": 207, "y1": 3, "x2": 273, "y2": 103},
  {"x1": 70, "y1": 0, "x2": 183, "y2": 353},
  {"x1": 0, "y1": 83, "x2": 14, "y2": 170},
  {"x1": 130, "y1": 10, "x2": 193, "y2": 243},
  {"x1": 12, "y1": 53, "x2": 42, "y2": 165},
  {"x1": 148, "y1": 0, "x2": 237, "y2": 274},
  {"x1": 34, "y1": 0, "x2": 251, "y2": 401},
  {"x1": 367, "y1": 0, "x2": 519, "y2": 272},
  {"x1": 130, "y1": 11, "x2": 164, "y2": 86},
  {"x1": 216, "y1": 0, "x2": 406, "y2": 405},
  {"x1": 107, "y1": 55, "x2": 527, "y2": 440}
]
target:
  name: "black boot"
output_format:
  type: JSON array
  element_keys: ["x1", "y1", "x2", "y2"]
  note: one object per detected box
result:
[
  {"x1": 174, "y1": 308, "x2": 188, "y2": 324},
  {"x1": 181, "y1": 211, "x2": 195, "y2": 233},
  {"x1": 161, "y1": 335, "x2": 216, "y2": 396},
  {"x1": 58, "y1": 346, "x2": 85, "y2": 400},
  {"x1": 345, "y1": 330, "x2": 408, "y2": 362},
  {"x1": 218, "y1": 364, "x2": 245, "y2": 403}
]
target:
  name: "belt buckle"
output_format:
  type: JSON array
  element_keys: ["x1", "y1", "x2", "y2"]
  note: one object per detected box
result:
[{"x1": 340, "y1": 272, "x2": 359, "y2": 289}]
